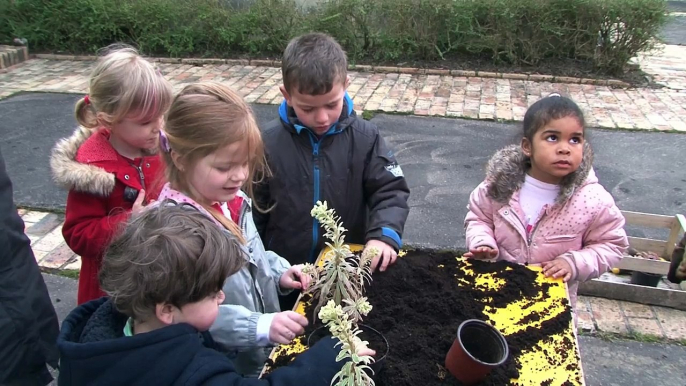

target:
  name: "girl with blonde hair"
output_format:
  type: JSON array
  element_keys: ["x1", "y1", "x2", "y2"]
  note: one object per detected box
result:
[{"x1": 51, "y1": 44, "x2": 173, "y2": 304}]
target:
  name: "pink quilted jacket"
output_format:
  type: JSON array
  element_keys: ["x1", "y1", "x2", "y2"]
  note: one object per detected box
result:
[{"x1": 465, "y1": 145, "x2": 628, "y2": 308}]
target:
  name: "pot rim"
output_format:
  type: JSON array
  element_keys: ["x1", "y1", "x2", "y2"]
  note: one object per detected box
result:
[{"x1": 456, "y1": 319, "x2": 509, "y2": 367}]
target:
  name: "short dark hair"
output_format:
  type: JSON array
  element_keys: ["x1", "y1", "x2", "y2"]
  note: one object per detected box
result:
[
  {"x1": 100, "y1": 205, "x2": 245, "y2": 320},
  {"x1": 522, "y1": 94, "x2": 586, "y2": 143},
  {"x1": 281, "y1": 33, "x2": 348, "y2": 95}
]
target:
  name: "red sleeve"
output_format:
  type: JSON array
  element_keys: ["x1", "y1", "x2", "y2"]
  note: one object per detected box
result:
[{"x1": 62, "y1": 190, "x2": 130, "y2": 259}]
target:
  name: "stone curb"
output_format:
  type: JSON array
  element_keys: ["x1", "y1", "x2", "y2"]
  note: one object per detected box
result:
[
  {"x1": 0, "y1": 45, "x2": 29, "y2": 71},
  {"x1": 33, "y1": 53, "x2": 633, "y2": 88}
]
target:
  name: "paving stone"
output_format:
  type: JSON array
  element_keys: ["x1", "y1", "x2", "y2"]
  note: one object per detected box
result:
[
  {"x1": 21, "y1": 210, "x2": 48, "y2": 224},
  {"x1": 577, "y1": 310, "x2": 596, "y2": 333},
  {"x1": 25, "y1": 213, "x2": 63, "y2": 237},
  {"x1": 627, "y1": 317, "x2": 664, "y2": 337},
  {"x1": 32, "y1": 225, "x2": 65, "y2": 253},
  {"x1": 620, "y1": 301, "x2": 655, "y2": 319},
  {"x1": 654, "y1": 306, "x2": 686, "y2": 340},
  {"x1": 39, "y1": 242, "x2": 75, "y2": 269}
]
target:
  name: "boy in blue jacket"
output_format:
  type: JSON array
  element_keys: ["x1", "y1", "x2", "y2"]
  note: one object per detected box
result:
[
  {"x1": 255, "y1": 33, "x2": 411, "y2": 310},
  {"x1": 57, "y1": 205, "x2": 373, "y2": 385}
]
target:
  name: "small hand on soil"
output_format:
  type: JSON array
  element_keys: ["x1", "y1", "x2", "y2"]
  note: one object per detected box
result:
[{"x1": 269, "y1": 311, "x2": 308, "y2": 344}]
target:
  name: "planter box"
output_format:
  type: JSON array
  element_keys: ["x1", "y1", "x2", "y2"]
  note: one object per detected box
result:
[
  {"x1": 579, "y1": 211, "x2": 686, "y2": 310},
  {"x1": 262, "y1": 246, "x2": 584, "y2": 385}
]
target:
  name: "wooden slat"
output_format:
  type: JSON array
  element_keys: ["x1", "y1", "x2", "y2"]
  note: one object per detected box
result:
[
  {"x1": 678, "y1": 214, "x2": 686, "y2": 234},
  {"x1": 621, "y1": 210, "x2": 675, "y2": 229},
  {"x1": 627, "y1": 236, "x2": 668, "y2": 257},
  {"x1": 615, "y1": 256, "x2": 670, "y2": 275},
  {"x1": 579, "y1": 279, "x2": 686, "y2": 311}
]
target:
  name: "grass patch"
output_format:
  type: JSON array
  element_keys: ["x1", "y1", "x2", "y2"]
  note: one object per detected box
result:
[
  {"x1": 41, "y1": 267, "x2": 79, "y2": 280},
  {"x1": 581, "y1": 330, "x2": 686, "y2": 346}
]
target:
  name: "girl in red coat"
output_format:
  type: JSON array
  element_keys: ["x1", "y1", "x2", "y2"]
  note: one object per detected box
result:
[{"x1": 50, "y1": 45, "x2": 173, "y2": 304}]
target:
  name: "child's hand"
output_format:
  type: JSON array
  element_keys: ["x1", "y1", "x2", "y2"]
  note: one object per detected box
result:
[
  {"x1": 464, "y1": 246, "x2": 498, "y2": 260},
  {"x1": 279, "y1": 265, "x2": 311, "y2": 290},
  {"x1": 270, "y1": 311, "x2": 308, "y2": 344},
  {"x1": 131, "y1": 189, "x2": 147, "y2": 214},
  {"x1": 356, "y1": 345, "x2": 376, "y2": 358},
  {"x1": 541, "y1": 258, "x2": 573, "y2": 282},
  {"x1": 365, "y1": 240, "x2": 397, "y2": 273}
]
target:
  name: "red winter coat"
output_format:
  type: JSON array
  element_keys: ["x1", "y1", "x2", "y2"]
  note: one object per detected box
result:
[{"x1": 51, "y1": 127, "x2": 163, "y2": 304}]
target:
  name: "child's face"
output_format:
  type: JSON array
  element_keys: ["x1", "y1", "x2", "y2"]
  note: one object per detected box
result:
[
  {"x1": 173, "y1": 290, "x2": 225, "y2": 331},
  {"x1": 522, "y1": 116, "x2": 584, "y2": 184},
  {"x1": 186, "y1": 141, "x2": 250, "y2": 204},
  {"x1": 108, "y1": 113, "x2": 164, "y2": 151},
  {"x1": 280, "y1": 77, "x2": 350, "y2": 136}
]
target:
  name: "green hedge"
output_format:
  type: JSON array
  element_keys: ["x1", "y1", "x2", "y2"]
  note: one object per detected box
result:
[{"x1": 0, "y1": 0, "x2": 666, "y2": 74}]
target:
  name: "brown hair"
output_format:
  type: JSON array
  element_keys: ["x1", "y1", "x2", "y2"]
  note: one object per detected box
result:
[
  {"x1": 100, "y1": 205, "x2": 245, "y2": 321},
  {"x1": 75, "y1": 44, "x2": 173, "y2": 128},
  {"x1": 282, "y1": 32, "x2": 348, "y2": 95},
  {"x1": 162, "y1": 82, "x2": 268, "y2": 243}
]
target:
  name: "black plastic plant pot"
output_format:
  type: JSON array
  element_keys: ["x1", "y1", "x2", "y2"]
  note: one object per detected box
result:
[
  {"x1": 630, "y1": 271, "x2": 662, "y2": 287},
  {"x1": 307, "y1": 324, "x2": 389, "y2": 377},
  {"x1": 445, "y1": 319, "x2": 509, "y2": 386}
]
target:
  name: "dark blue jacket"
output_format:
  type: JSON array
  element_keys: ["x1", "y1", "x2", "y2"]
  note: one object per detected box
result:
[
  {"x1": 0, "y1": 147, "x2": 59, "y2": 385},
  {"x1": 57, "y1": 297, "x2": 344, "y2": 386},
  {"x1": 254, "y1": 94, "x2": 410, "y2": 264}
]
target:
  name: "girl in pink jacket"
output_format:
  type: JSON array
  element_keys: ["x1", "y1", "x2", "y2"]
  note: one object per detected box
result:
[{"x1": 464, "y1": 94, "x2": 628, "y2": 308}]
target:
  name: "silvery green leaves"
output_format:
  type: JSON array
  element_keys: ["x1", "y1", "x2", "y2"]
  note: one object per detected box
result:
[{"x1": 319, "y1": 301, "x2": 375, "y2": 386}]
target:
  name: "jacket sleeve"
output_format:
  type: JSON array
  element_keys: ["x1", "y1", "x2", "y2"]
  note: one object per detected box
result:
[
  {"x1": 363, "y1": 134, "x2": 410, "y2": 251},
  {"x1": 560, "y1": 203, "x2": 628, "y2": 282},
  {"x1": 0, "y1": 148, "x2": 60, "y2": 382},
  {"x1": 464, "y1": 182, "x2": 499, "y2": 251},
  {"x1": 253, "y1": 177, "x2": 271, "y2": 239},
  {"x1": 265, "y1": 250, "x2": 293, "y2": 296},
  {"x1": 195, "y1": 337, "x2": 342, "y2": 386},
  {"x1": 62, "y1": 190, "x2": 129, "y2": 259},
  {"x1": 211, "y1": 304, "x2": 265, "y2": 349}
]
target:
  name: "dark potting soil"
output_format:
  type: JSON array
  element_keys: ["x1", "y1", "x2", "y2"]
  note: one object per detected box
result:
[{"x1": 264, "y1": 249, "x2": 580, "y2": 385}]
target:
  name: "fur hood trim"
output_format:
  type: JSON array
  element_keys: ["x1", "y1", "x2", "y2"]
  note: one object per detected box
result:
[
  {"x1": 50, "y1": 127, "x2": 115, "y2": 196},
  {"x1": 485, "y1": 142, "x2": 594, "y2": 205}
]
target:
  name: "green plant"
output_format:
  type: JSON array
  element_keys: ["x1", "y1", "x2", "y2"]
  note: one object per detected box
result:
[
  {"x1": 319, "y1": 300, "x2": 375, "y2": 386},
  {"x1": 0, "y1": 0, "x2": 666, "y2": 74},
  {"x1": 303, "y1": 200, "x2": 376, "y2": 323}
]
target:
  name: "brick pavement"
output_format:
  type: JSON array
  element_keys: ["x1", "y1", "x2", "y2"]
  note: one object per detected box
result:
[{"x1": 1, "y1": 45, "x2": 686, "y2": 131}]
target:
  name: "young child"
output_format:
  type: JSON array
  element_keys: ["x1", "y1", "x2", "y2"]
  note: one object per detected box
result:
[
  {"x1": 255, "y1": 32, "x2": 410, "y2": 310},
  {"x1": 154, "y1": 82, "x2": 312, "y2": 377},
  {"x1": 464, "y1": 94, "x2": 628, "y2": 308},
  {"x1": 51, "y1": 45, "x2": 172, "y2": 305},
  {"x1": 57, "y1": 206, "x2": 372, "y2": 385}
]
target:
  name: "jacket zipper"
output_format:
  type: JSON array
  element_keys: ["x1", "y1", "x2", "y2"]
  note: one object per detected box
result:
[
  {"x1": 302, "y1": 126, "x2": 344, "y2": 263},
  {"x1": 505, "y1": 208, "x2": 546, "y2": 264},
  {"x1": 127, "y1": 159, "x2": 147, "y2": 202},
  {"x1": 308, "y1": 138, "x2": 321, "y2": 263}
]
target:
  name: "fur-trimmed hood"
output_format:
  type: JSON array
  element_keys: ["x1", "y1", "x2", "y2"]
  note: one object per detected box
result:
[
  {"x1": 50, "y1": 127, "x2": 156, "y2": 196},
  {"x1": 485, "y1": 143, "x2": 595, "y2": 205}
]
